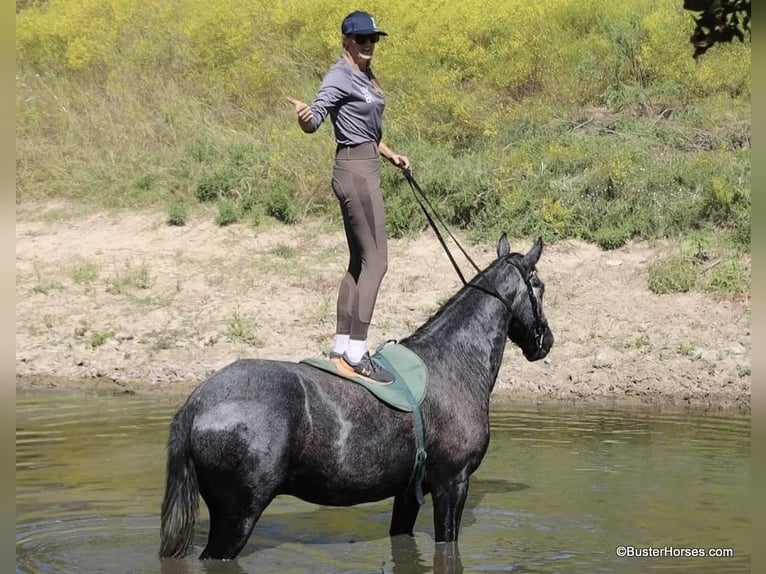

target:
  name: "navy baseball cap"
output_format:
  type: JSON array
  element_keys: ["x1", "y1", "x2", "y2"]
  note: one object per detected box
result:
[{"x1": 341, "y1": 11, "x2": 388, "y2": 37}]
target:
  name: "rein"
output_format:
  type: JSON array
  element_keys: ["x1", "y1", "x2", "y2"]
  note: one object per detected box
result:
[
  {"x1": 404, "y1": 173, "x2": 480, "y2": 285},
  {"x1": 404, "y1": 173, "x2": 546, "y2": 352}
]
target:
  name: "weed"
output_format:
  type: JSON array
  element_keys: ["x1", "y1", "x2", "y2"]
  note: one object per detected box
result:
[
  {"x1": 272, "y1": 244, "x2": 297, "y2": 259},
  {"x1": 591, "y1": 226, "x2": 633, "y2": 250},
  {"x1": 71, "y1": 261, "x2": 100, "y2": 285},
  {"x1": 90, "y1": 331, "x2": 114, "y2": 348},
  {"x1": 703, "y1": 259, "x2": 750, "y2": 296},
  {"x1": 677, "y1": 342, "x2": 696, "y2": 356},
  {"x1": 226, "y1": 310, "x2": 259, "y2": 346},
  {"x1": 144, "y1": 329, "x2": 180, "y2": 351},
  {"x1": 32, "y1": 266, "x2": 61, "y2": 295},
  {"x1": 633, "y1": 334, "x2": 651, "y2": 349},
  {"x1": 106, "y1": 260, "x2": 155, "y2": 294},
  {"x1": 167, "y1": 202, "x2": 188, "y2": 226},
  {"x1": 134, "y1": 172, "x2": 156, "y2": 191},
  {"x1": 647, "y1": 255, "x2": 699, "y2": 294},
  {"x1": 215, "y1": 200, "x2": 240, "y2": 226},
  {"x1": 265, "y1": 184, "x2": 297, "y2": 224},
  {"x1": 197, "y1": 168, "x2": 237, "y2": 202}
]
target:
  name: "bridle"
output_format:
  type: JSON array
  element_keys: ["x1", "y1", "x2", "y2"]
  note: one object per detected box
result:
[
  {"x1": 467, "y1": 258, "x2": 547, "y2": 354},
  {"x1": 404, "y1": 172, "x2": 547, "y2": 353}
]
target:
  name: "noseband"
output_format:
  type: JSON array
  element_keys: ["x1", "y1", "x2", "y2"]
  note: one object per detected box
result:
[{"x1": 467, "y1": 258, "x2": 547, "y2": 353}]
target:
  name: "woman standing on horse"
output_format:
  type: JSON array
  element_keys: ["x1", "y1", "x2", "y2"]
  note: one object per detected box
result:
[{"x1": 288, "y1": 10, "x2": 411, "y2": 384}]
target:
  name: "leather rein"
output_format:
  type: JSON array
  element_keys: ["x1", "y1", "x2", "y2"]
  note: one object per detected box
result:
[{"x1": 404, "y1": 173, "x2": 546, "y2": 352}]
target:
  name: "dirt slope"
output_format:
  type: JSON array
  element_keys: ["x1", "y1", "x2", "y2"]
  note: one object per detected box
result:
[{"x1": 15, "y1": 205, "x2": 750, "y2": 410}]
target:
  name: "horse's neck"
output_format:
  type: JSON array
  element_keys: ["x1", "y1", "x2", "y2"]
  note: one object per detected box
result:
[{"x1": 404, "y1": 285, "x2": 510, "y2": 399}]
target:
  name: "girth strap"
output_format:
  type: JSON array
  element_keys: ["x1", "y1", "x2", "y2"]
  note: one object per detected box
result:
[{"x1": 372, "y1": 348, "x2": 428, "y2": 505}]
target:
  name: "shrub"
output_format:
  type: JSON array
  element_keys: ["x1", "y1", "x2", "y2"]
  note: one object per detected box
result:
[
  {"x1": 196, "y1": 166, "x2": 240, "y2": 203},
  {"x1": 167, "y1": 202, "x2": 188, "y2": 226},
  {"x1": 704, "y1": 259, "x2": 750, "y2": 295},
  {"x1": 265, "y1": 184, "x2": 297, "y2": 224},
  {"x1": 591, "y1": 226, "x2": 633, "y2": 250},
  {"x1": 647, "y1": 255, "x2": 699, "y2": 294},
  {"x1": 384, "y1": 186, "x2": 422, "y2": 239},
  {"x1": 215, "y1": 200, "x2": 240, "y2": 226}
]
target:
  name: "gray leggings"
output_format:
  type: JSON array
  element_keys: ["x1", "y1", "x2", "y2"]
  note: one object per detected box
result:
[{"x1": 332, "y1": 142, "x2": 388, "y2": 340}]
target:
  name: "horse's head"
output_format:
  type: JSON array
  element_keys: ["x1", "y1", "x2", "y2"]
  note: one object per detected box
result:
[{"x1": 492, "y1": 234, "x2": 554, "y2": 361}]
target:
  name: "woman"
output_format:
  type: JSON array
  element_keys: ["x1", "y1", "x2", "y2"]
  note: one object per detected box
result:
[{"x1": 288, "y1": 10, "x2": 410, "y2": 384}]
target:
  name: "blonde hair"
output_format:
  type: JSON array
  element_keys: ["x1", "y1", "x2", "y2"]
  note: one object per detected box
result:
[{"x1": 340, "y1": 37, "x2": 383, "y2": 93}]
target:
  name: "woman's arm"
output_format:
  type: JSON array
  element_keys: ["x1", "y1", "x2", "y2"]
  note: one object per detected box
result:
[
  {"x1": 286, "y1": 97, "x2": 315, "y2": 133},
  {"x1": 378, "y1": 141, "x2": 411, "y2": 173}
]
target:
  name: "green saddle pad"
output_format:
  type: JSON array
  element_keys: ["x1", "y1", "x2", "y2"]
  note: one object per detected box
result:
[{"x1": 300, "y1": 343, "x2": 428, "y2": 412}]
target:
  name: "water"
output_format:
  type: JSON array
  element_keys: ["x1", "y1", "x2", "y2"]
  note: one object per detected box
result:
[{"x1": 16, "y1": 389, "x2": 750, "y2": 573}]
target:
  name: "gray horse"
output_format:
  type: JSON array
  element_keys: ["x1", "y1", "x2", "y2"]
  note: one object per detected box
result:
[{"x1": 159, "y1": 235, "x2": 554, "y2": 560}]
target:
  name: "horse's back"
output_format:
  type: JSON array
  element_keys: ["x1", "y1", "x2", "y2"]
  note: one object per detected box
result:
[{"x1": 192, "y1": 358, "x2": 308, "y2": 401}]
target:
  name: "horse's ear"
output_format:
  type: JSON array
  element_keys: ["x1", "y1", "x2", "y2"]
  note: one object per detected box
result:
[
  {"x1": 497, "y1": 233, "x2": 510, "y2": 258},
  {"x1": 522, "y1": 237, "x2": 544, "y2": 269}
]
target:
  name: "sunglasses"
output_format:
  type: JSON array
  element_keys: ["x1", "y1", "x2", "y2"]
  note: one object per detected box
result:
[{"x1": 352, "y1": 34, "x2": 380, "y2": 44}]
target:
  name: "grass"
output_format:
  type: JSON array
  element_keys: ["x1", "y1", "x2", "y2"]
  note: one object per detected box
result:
[
  {"x1": 215, "y1": 200, "x2": 240, "y2": 226},
  {"x1": 143, "y1": 328, "x2": 182, "y2": 351},
  {"x1": 167, "y1": 202, "x2": 188, "y2": 226},
  {"x1": 648, "y1": 255, "x2": 699, "y2": 294},
  {"x1": 71, "y1": 261, "x2": 100, "y2": 285},
  {"x1": 647, "y1": 231, "x2": 750, "y2": 296},
  {"x1": 226, "y1": 310, "x2": 259, "y2": 346},
  {"x1": 15, "y1": 0, "x2": 750, "y2": 298},
  {"x1": 31, "y1": 267, "x2": 62, "y2": 295},
  {"x1": 105, "y1": 260, "x2": 155, "y2": 294},
  {"x1": 304, "y1": 294, "x2": 334, "y2": 328},
  {"x1": 90, "y1": 330, "x2": 114, "y2": 348},
  {"x1": 272, "y1": 244, "x2": 297, "y2": 259}
]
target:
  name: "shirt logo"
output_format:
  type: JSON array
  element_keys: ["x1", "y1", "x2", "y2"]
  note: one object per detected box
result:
[{"x1": 360, "y1": 86, "x2": 375, "y2": 103}]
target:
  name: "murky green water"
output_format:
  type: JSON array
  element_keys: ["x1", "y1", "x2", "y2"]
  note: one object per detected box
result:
[{"x1": 16, "y1": 389, "x2": 750, "y2": 573}]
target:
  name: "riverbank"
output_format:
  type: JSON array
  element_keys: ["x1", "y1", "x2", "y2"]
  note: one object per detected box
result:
[{"x1": 15, "y1": 204, "x2": 751, "y2": 411}]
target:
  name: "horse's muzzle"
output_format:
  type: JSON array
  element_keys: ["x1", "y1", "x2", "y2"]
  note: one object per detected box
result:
[{"x1": 523, "y1": 328, "x2": 554, "y2": 361}]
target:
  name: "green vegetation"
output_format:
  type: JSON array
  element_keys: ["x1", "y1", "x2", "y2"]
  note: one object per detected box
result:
[
  {"x1": 70, "y1": 261, "x2": 100, "y2": 285},
  {"x1": 166, "y1": 202, "x2": 188, "y2": 226},
  {"x1": 105, "y1": 260, "x2": 154, "y2": 294},
  {"x1": 226, "y1": 310, "x2": 259, "y2": 346},
  {"x1": 16, "y1": 0, "x2": 749, "y2": 295},
  {"x1": 89, "y1": 330, "x2": 114, "y2": 348}
]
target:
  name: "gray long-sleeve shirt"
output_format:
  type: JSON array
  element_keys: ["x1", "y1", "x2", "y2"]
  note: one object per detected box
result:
[{"x1": 307, "y1": 58, "x2": 386, "y2": 146}]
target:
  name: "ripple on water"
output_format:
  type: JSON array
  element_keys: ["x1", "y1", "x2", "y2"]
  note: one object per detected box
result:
[{"x1": 16, "y1": 392, "x2": 750, "y2": 574}]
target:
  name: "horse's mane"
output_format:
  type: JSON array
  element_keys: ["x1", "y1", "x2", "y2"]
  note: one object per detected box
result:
[{"x1": 400, "y1": 253, "x2": 522, "y2": 344}]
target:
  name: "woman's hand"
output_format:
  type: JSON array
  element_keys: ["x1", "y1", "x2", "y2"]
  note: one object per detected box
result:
[
  {"x1": 389, "y1": 153, "x2": 411, "y2": 175},
  {"x1": 379, "y1": 142, "x2": 411, "y2": 175},
  {"x1": 286, "y1": 97, "x2": 314, "y2": 132}
]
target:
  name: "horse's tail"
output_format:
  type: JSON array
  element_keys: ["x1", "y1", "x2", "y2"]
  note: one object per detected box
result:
[{"x1": 159, "y1": 402, "x2": 199, "y2": 558}]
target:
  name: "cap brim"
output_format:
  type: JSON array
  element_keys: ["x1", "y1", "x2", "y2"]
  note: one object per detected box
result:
[{"x1": 353, "y1": 28, "x2": 388, "y2": 36}]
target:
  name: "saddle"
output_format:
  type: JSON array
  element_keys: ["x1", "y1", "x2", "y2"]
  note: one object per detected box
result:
[{"x1": 300, "y1": 342, "x2": 428, "y2": 412}]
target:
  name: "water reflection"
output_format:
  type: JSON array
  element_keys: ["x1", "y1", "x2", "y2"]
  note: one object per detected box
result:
[
  {"x1": 160, "y1": 557, "x2": 249, "y2": 574},
  {"x1": 16, "y1": 390, "x2": 750, "y2": 573}
]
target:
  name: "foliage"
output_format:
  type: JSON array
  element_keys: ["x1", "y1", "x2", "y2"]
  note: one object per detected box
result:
[
  {"x1": 265, "y1": 183, "x2": 298, "y2": 224},
  {"x1": 167, "y1": 202, "x2": 188, "y2": 227},
  {"x1": 647, "y1": 255, "x2": 700, "y2": 294},
  {"x1": 16, "y1": 0, "x2": 750, "y2": 296},
  {"x1": 683, "y1": 0, "x2": 750, "y2": 59},
  {"x1": 215, "y1": 199, "x2": 240, "y2": 226}
]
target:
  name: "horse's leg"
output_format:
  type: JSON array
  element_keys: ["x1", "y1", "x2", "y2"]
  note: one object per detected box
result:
[
  {"x1": 195, "y1": 440, "x2": 285, "y2": 560},
  {"x1": 433, "y1": 541, "x2": 464, "y2": 574},
  {"x1": 431, "y1": 478, "x2": 469, "y2": 543},
  {"x1": 198, "y1": 479, "x2": 277, "y2": 560},
  {"x1": 389, "y1": 492, "x2": 421, "y2": 536}
]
